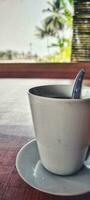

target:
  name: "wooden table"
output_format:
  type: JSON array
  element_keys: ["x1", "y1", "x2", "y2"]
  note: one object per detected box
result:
[{"x1": 0, "y1": 133, "x2": 90, "y2": 200}]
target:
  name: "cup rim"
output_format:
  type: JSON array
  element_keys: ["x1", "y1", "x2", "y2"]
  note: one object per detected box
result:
[{"x1": 28, "y1": 84, "x2": 90, "y2": 102}]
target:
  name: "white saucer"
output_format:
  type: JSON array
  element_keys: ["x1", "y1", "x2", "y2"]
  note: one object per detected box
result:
[{"x1": 16, "y1": 139, "x2": 90, "y2": 196}]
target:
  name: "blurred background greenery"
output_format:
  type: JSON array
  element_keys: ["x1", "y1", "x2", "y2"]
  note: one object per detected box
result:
[
  {"x1": 0, "y1": 0, "x2": 90, "y2": 63},
  {"x1": 35, "y1": 0, "x2": 73, "y2": 62}
]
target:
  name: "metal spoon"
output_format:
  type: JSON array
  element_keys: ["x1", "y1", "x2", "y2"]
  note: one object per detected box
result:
[{"x1": 72, "y1": 69, "x2": 85, "y2": 99}]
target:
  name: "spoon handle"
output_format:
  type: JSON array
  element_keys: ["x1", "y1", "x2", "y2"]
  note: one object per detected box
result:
[{"x1": 72, "y1": 69, "x2": 85, "y2": 99}]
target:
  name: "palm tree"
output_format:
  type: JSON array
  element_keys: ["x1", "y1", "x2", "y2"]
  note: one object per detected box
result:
[
  {"x1": 35, "y1": 22, "x2": 55, "y2": 54},
  {"x1": 35, "y1": 23, "x2": 55, "y2": 38},
  {"x1": 35, "y1": 0, "x2": 73, "y2": 53},
  {"x1": 42, "y1": 0, "x2": 73, "y2": 34},
  {"x1": 71, "y1": 0, "x2": 90, "y2": 61},
  {"x1": 42, "y1": 0, "x2": 66, "y2": 36}
]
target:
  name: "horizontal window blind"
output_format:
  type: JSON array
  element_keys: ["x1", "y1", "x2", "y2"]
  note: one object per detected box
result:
[{"x1": 72, "y1": 0, "x2": 90, "y2": 61}]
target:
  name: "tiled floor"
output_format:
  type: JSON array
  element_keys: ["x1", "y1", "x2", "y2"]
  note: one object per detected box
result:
[{"x1": 0, "y1": 78, "x2": 71, "y2": 138}]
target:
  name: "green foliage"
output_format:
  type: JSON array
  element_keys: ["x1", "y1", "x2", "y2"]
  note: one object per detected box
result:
[
  {"x1": 61, "y1": 0, "x2": 73, "y2": 26},
  {"x1": 0, "y1": 50, "x2": 24, "y2": 60},
  {"x1": 35, "y1": 0, "x2": 73, "y2": 62},
  {"x1": 46, "y1": 46, "x2": 71, "y2": 62}
]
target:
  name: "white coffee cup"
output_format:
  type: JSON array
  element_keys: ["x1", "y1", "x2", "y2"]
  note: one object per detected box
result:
[{"x1": 28, "y1": 84, "x2": 90, "y2": 175}]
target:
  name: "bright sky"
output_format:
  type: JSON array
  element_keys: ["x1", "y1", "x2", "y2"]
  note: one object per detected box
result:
[
  {"x1": 0, "y1": 0, "x2": 73, "y2": 56},
  {"x1": 0, "y1": 0, "x2": 51, "y2": 55}
]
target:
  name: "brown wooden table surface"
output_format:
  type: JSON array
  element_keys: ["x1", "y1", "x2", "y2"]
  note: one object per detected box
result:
[{"x1": 0, "y1": 133, "x2": 90, "y2": 200}]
